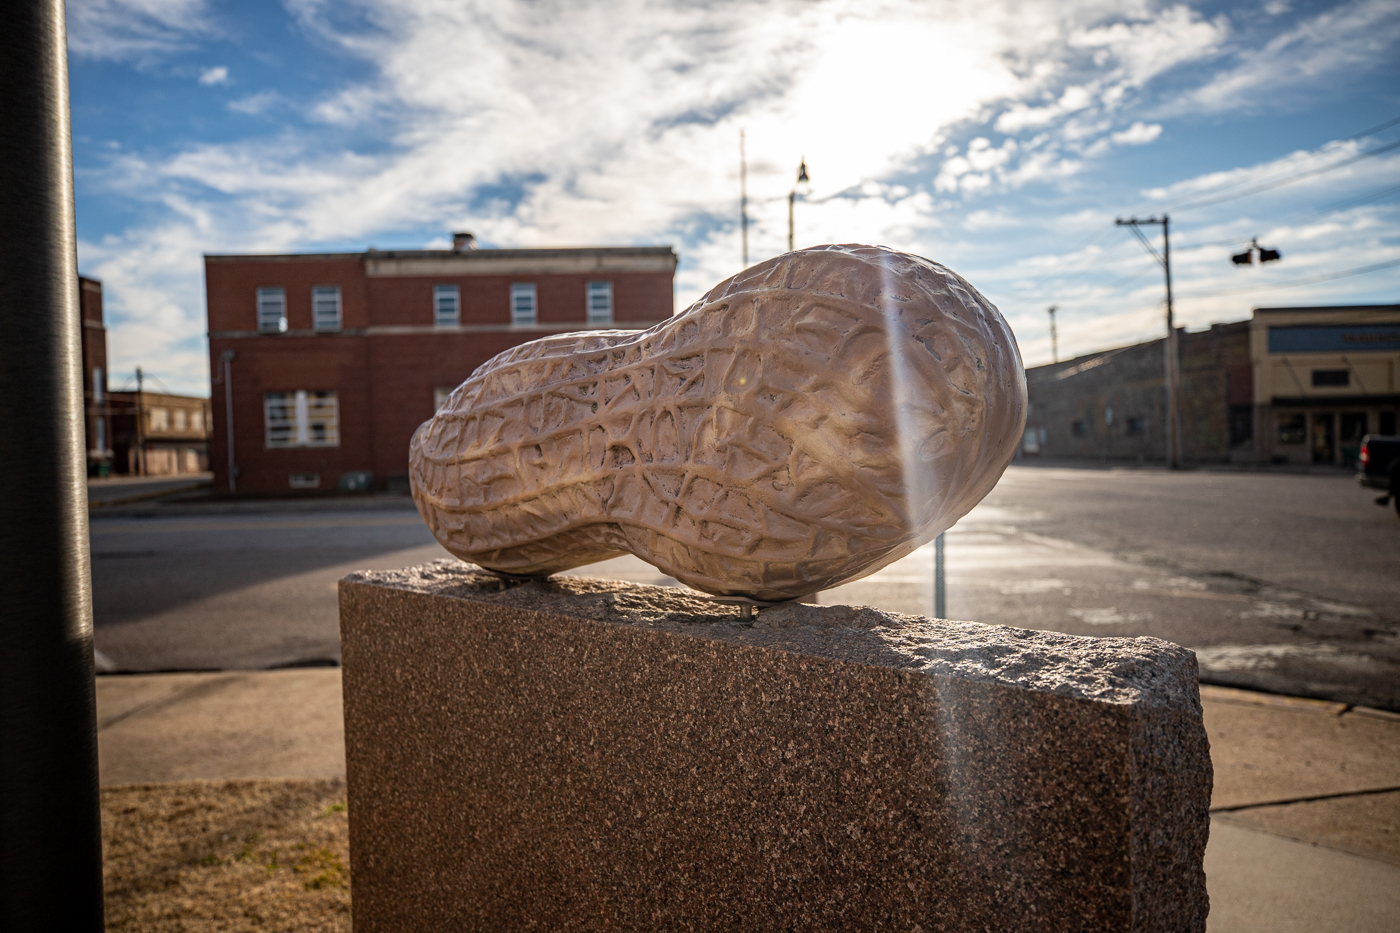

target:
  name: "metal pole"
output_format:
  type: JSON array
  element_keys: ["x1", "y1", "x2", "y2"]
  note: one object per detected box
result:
[
  {"x1": 934, "y1": 532, "x2": 946, "y2": 619},
  {"x1": 788, "y1": 189, "x2": 795, "y2": 253},
  {"x1": 0, "y1": 0, "x2": 106, "y2": 927},
  {"x1": 1048, "y1": 304, "x2": 1059, "y2": 364},
  {"x1": 1163, "y1": 214, "x2": 1180, "y2": 469},
  {"x1": 740, "y1": 130, "x2": 749, "y2": 268},
  {"x1": 222, "y1": 350, "x2": 237, "y2": 492},
  {"x1": 134, "y1": 365, "x2": 145, "y2": 475},
  {"x1": 1115, "y1": 215, "x2": 1179, "y2": 469}
]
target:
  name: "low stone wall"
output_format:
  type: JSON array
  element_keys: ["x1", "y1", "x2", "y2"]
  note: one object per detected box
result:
[{"x1": 339, "y1": 562, "x2": 1211, "y2": 932}]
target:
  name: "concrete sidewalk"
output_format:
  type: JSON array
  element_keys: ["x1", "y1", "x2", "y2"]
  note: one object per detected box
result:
[{"x1": 96, "y1": 671, "x2": 1400, "y2": 931}]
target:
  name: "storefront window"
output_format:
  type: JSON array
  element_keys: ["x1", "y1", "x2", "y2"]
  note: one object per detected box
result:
[{"x1": 1277, "y1": 413, "x2": 1305, "y2": 445}]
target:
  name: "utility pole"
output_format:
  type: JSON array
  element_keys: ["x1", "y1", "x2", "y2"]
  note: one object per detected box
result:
[
  {"x1": 0, "y1": 0, "x2": 107, "y2": 925},
  {"x1": 1115, "y1": 214, "x2": 1181, "y2": 469},
  {"x1": 134, "y1": 365, "x2": 145, "y2": 476},
  {"x1": 739, "y1": 130, "x2": 749, "y2": 268},
  {"x1": 1047, "y1": 305, "x2": 1059, "y2": 363},
  {"x1": 221, "y1": 350, "x2": 237, "y2": 493},
  {"x1": 788, "y1": 157, "x2": 809, "y2": 253}
]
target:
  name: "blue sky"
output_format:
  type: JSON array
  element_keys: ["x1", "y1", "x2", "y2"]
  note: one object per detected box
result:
[{"x1": 69, "y1": 0, "x2": 1400, "y2": 396}]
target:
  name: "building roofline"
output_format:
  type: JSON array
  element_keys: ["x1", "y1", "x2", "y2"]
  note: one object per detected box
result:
[
  {"x1": 1253, "y1": 303, "x2": 1400, "y2": 314},
  {"x1": 205, "y1": 246, "x2": 678, "y2": 263}
]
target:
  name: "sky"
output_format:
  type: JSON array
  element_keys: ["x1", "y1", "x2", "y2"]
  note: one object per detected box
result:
[{"x1": 68, "y1": 0, "x2": 1400, "y2": 397}]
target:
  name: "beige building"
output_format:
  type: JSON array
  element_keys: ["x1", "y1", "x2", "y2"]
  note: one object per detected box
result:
[
  {"x1": 109, "y1": 390, "x2": 212, "y2": 475},
  {"x1": 1250, "y1": 304, "x2": 1400, "y2": 466}
]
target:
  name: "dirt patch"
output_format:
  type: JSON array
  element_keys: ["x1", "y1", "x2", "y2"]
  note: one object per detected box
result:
[{"x1": 102, "y1": 779, "x2": 350, "y2": 931}]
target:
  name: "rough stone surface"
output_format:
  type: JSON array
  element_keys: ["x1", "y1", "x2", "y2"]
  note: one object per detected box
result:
[
  {"x1": 340, "y1": 561, "x2": 1211, "y2": 932},
  {"x1": 410, "y1": 246, "x2": 1027, "y2": 600}
]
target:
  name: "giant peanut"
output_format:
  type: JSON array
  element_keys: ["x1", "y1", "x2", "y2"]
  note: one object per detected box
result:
[{"x1": 410, "y1": 244, "x2": 1027, "y2": 601}]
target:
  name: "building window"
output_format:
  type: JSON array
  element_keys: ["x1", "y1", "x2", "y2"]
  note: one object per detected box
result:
[
  {"x1": 1071, "y1": 420, "x2": 1086, "y2": 436},
  {"x1": 93, "y1": 367, "x2": 104, "y2": 402},
  {"x1": 1127, "y1": 417, "x2": 1146, "y2": 435},
  {"x1": 191, "y1": 409, "x2": 204, "y2": 433},
  {"x1": 149, "y1": 407, "x2": 169, "y2": 432},
  {"x1": 1277, "y1": 413, "x2": 1306, "y2": 445},
  {"x1": 313, "y1": 286, "x2": 342, "y2": 331},
  {"x1": 289, "y1": 473, "x2": 321, "y2": 489},
  {"x1": 587, "y1": 280, "x2": 613, "y2": 326},
  {"x1": 257, "y1": 287, "x2": 287, "y2": 333},
  {"x1": 173, "y1": 408, "x2": 187, "y2": 431},
  {"x1": 511, "y1": 283, "x2": 537, "y2": 326},
  {"x1": 265, "y1": 390, "x2": 340, "y2": 448},
  {"x1": 434, "y1": 387, "x2": 456, "y2": 411},
  {"x1": 434, "y1": 285, "x2": 460, "y2": 327},
  {"x1": 1311, "y1": 369, "x2": 1349, "y2": 387}
]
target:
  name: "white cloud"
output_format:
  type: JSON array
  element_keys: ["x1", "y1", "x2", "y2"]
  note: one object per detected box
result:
[
  {"x1": 74, "y1": 0, "x2": 1400, "y2": 391},
  {"x1": 1187, "y1": 0, "x2": 1400, "y2": 113},
  {"x1": 227, "y1": 91, "x2": 282, "y2": 115},
  {"x1": 1111, "y1": 121, "x2": 1162, "y2": 145},
  {"x1": 67, "y1": 0, "x2": 216, "y2": 63},
  {"x1": 1069, "y1": 4, "x2": 1228, "y2": 88},
  {"x1": 198, "y1": 65, "x2": 228, "y2": 85}
]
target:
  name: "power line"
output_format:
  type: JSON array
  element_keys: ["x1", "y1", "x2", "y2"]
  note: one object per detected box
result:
[
  {"x1": 1153, "y1": 114, "x2": 1400, "y2": 213},
  {"x1": 1179, "y1": 256, "x2": 1400, "y2": 299},
  {"x1": 1170, "y1": 138, "x2": 1400, "y2": 213}
]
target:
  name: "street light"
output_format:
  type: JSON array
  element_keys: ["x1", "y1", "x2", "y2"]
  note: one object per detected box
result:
[{"x1": 787, "y1": 157, "x2": 810, "y2": 252}]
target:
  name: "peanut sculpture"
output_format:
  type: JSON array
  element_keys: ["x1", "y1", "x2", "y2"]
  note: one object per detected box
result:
[{"x1": 411, "y1": 245, "x2": 1026, "y2": 601}]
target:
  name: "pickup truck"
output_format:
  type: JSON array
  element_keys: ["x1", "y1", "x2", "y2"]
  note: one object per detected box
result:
[{"x1": 1357, "y1": 434, "x2": 1400, "y2": 517}]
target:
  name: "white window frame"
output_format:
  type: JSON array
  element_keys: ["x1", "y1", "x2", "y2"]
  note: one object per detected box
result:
[
  {"x1": 257, "y1": 287, "x2": 287, "y2": 333},
  {"x1": 264, "y1": 390, "x2": 340, "y2": 448},
  {"x1": 434, "y1": 285, "x2": 460, "y2": 327},
  {"x1": 586, "y1": 280, "x2": 613, "y2": 326},
  {"x1": 312, "y1": 285, "x2": 342, "y2": 331},
  {"x1": 511, "y1": 283, "x2": 537, "y2": 327}
]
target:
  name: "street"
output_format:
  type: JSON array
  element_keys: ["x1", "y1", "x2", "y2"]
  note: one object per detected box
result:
[{"x1": 90, "y1": 465, "x2": 1400, "y2": 709}]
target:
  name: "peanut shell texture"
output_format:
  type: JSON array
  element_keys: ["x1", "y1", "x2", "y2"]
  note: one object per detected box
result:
[{"x1": 410, "y1": 244, "x2": 1027, "y2": 601}]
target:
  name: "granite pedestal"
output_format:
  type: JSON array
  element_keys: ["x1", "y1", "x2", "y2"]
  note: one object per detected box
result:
[{"x1": 339, "y1": 562, "x2": 1211, "y2": 932}]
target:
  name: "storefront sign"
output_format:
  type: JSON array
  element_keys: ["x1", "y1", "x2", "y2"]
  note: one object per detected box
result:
[{"x1": 1268, "y1": 324, "x2": 1400, "y2": 353}]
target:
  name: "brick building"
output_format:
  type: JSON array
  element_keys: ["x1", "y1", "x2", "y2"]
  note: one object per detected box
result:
[
  {"x1": 1022, "y1": 322, "x2": 1251, "y2": 464},
  {"x1": 1021, "y1": 303, "x2": 1400, "y2": 466},
  {"x1": 205, "y1": 237, "x2": 678, "y2": 494},
  {"x1": 107, "y1": 390, "x2": 212, "y2": 476},
  {"x1": 80, "y1": 276, "x2": 113, "y2": 475}
]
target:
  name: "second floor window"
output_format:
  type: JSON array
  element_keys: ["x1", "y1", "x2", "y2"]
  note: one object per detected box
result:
[
  {"x1": 435, "y1": 285, "x2": 460, "y2": 326},
  {"x1": 257, "y1": 287, "x2": 286, "y2": 332},
  {"x1": 587, "y1": 280, "x2": 613, "y2": 326},
  {"x1": 265, "y1": 390, "x2": 340, "y2": 448},
  {"x1": 148, "y1": 407, "x2": 169, "y2": 432},
  {"x1": 511, "y1": 283, "x2": 537, "y2": 327},
  {"x1": 313, "y1": 286, "x2": 342, "y2": 331}
]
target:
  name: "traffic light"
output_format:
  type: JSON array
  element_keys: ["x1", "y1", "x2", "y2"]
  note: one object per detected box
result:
[{"x1": 1231, "y1": 238, "x2": 1282, "y2": 266}]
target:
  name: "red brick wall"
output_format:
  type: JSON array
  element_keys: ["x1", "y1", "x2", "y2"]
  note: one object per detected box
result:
[
  {"x1": 207, "y1": 257, "x2": 368, "y2": 332},
  {"x1": 79, "y1": 277, "x2": 108, "y2": 464},
  {"x1": 207, "y1": 253, "x2": 675, "y2": 493},
  {"x1": 209, "y1": 334, "x2": 374, "y2": 493}
]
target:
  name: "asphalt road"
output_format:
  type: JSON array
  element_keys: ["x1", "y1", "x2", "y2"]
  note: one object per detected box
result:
[{"x1": 89, "y1": 465, "x2": 1400, "y2": 709}]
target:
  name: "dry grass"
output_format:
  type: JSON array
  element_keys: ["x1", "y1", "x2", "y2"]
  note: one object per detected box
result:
[{"x1": 102, "y1": 779, "x2": 351, "y2": 931}]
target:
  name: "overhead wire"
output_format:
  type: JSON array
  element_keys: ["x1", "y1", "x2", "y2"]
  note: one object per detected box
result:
[
  {"x1": 1168, "y1": 137, "x2": 1400, "y2": 213},
  {"x1": 1178, "y1": 257, "x2": 1400, "y2": 299},
  {"x1": 1151, "y1": 114, "x2": 1400, "y2": 213}
]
